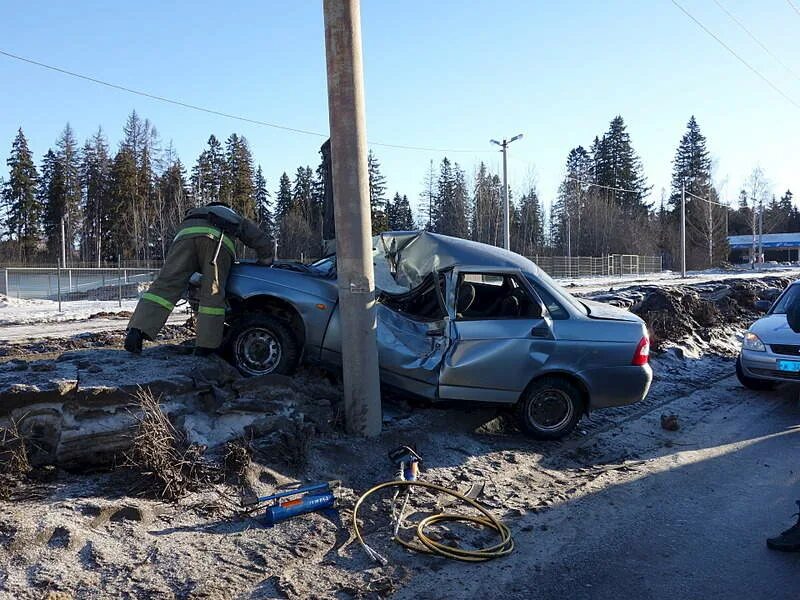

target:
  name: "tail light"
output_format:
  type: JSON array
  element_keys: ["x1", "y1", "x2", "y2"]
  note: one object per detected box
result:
[{"x1": 632, "y1": 335, "x2": 650, "y2": 366}]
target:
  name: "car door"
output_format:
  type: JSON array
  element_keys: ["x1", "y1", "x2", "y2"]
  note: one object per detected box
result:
[
  {"x1": 438, "y1": 267, "x2": 556, "y2": 403},
  {"x1": 375, "y1": 271, "x2": 450, "y2": 400}
]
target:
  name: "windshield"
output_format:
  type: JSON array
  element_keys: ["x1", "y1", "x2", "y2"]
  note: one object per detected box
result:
[{"x1": 771, "y1": 284, "x2": 800, "y2": 314}]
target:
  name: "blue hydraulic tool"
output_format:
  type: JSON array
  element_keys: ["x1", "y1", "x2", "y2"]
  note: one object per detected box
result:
[{"x1": 241, "y1": 480, "x2": 339, "y2": 526}]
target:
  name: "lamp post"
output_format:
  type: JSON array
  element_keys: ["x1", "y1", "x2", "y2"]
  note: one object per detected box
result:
[{"x1": 490, "y1": 134, "x2": 523, "y2": 250}]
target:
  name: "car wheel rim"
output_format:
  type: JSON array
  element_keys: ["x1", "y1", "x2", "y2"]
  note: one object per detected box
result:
[
  {"x1": 527, "y1": 388, "x2": 574, "y2": 431},
  {"x1": 236, "y1": 328, "x2": 282, "y2": 375}
]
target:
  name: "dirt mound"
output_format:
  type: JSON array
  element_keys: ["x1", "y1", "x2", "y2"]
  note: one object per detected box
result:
[{"x1": 629, "y1": 276, "x2": 791, "y2": 351}]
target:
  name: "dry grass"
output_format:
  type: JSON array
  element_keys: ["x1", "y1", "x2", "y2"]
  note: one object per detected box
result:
[
  {"x1": 267, "y1": 418, "x2": 313, "y2": 472},
  {"x1": 0, "y1": 417, "x2": 32, "y2": 500},
  {"x1": 126, "y1": 387, "x2": 222, "y2": 501},
  {"x1": 223, "y1": 435, "x2": 253, "y2": 482}
]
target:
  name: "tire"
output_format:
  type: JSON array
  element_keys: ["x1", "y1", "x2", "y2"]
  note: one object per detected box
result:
[
  {"x1": 735, "y1": 356, "x2": 775, "y2": 391},
  {"x1": 516, "y1": 377, "x2": 584, "y2": 440},
  {"x1": 225, "y1": 314, "x2": 300, "y2": 377}
]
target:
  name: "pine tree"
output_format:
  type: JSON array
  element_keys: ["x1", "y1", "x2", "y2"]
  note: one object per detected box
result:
[
  {"x1": 471, "y1": 163, "x2": 502, "y2": 246},
  {"x1": 387, "y1": 193, "x2": 414, "y2": 230},
  {"x1": 431, "y1": 157, "x2": 453, "y2": 233},
  {"x1": 191, "y1": 135, "x2": 225, "y2": 204},
  {"x1": 275, "y1": 172, "x2": 293, "y2": 222},
  {"x1": 594, "y1": 116, "x2": 650, "y2": 213},
  {"x1": 223, "y1": 134, "x2": 256, "y2": 219},
  {"x1": 434, "y1": 160, "x2": 468, "y2": 238},
  {"x1": 368, "y1": 150, "x2": 388, "y2": 232},
  {"x1": 553, "y1": 146, "x2": 593, "y2": 254},
  {"x1": 3, "y1": 128, "x2": 41, "y2": 261},
  {"x1": 669, "y1": 116, "x2": 725, "y2": 267},
  {"x1": 254, "y1": 165, "x2": 272, "y2": 238},
  {"x1": 40, "y1": 149, "x2": 63, "y2": 260},
  {"x1": 81, "y1": 128, "x2": 111, "y2": 264},
  {"x1": 513, "y1": 187, "x2": 544, "y2": 257},
  {"x1": 107, "y1": 148, "x2": 138, "y2": 260},
  {"x1": 41, "y1": 124, "x2": 82, "y2": 261}
]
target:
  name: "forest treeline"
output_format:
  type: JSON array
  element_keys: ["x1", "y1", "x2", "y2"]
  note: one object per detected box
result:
[{"x1": 1, "y1": 111, "x2": 796, "y2": 268}]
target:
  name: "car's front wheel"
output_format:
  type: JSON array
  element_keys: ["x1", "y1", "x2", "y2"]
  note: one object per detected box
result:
[
  {"x1": 735, "y1": 355, "x2": 775, "y2": 391},
  {"x1": 225, "y1": 314, "x2": 300, "y2": 376},
  {"x1": 517, "y1": 377, "x2": 583, "y2": 440}
]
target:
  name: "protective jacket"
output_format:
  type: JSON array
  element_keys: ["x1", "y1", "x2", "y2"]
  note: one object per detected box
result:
[{"x1": 128, "y1": 205, "x2": 271, "y2": 349}]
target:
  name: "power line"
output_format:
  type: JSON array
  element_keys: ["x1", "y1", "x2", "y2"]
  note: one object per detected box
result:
[
  {"x1": 711, "y1": 0, "x2": 800, "y2": 82},
  {"x1": 0, "y1": 48, "x2": 488, "y2": 154},
  {"x1": 669, "y1": 0, "x2": 800, "y2": 110},
  {"x1": 787, "y1": 0, "x2": 800, "y2": 18},
  {"x1": 565, "y1": 176, "x2": 641, "y2": 195},
  {"x1": 684, "y1": 188, "x2": 728, "y2": 207}
]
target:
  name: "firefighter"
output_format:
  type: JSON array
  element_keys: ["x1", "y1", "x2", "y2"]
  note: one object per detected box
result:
[{"x1": 124, "y1": 202, "x2": 272, "y2": 355}]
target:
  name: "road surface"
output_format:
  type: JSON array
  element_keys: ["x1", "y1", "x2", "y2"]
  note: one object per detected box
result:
[{"x1": 399, "y1": 376, "x2": 800, "y2": 600}]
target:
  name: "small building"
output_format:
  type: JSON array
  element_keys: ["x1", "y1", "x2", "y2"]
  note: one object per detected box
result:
[{"x1": 727, "y1": 233, "x2": 800, "y2": 263}]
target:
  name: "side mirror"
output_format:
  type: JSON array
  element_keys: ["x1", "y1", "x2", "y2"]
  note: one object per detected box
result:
[{"x1": 754, "y1": 300, "x2": 771, "y2": 313}]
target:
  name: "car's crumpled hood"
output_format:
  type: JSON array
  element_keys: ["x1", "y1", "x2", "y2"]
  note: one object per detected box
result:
[
  {"x1": 580, "y1": 299, "x2": 643, "y2": 323},
  {"x1": 749, "y1": 314, "x2": 800, "y2": 345}
]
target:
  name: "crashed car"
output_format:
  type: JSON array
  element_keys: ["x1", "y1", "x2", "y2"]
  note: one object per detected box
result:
[
  {"x1": 210, "y1": 231, "x2": 652, "y2": 439},
  {"x1": 737, "y1": 280, "x2": 800, "y2": 390}
]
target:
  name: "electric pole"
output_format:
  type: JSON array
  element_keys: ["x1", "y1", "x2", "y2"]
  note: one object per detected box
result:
[
  {"x1": 323, "y1": 0, "x2": 382, "y2": 437},
  {"x1": 680, "y1": 181, "x2": 686, "y2": 278},
  {"x1": 490, "y1": 134, "x2": 523, "y2": 250},
  {"x1": 758, "y1": 199, "x2": 764, "y2": 264},
  {"x1": 61, "y1": 216, "x2": 67, "y2": 269}
]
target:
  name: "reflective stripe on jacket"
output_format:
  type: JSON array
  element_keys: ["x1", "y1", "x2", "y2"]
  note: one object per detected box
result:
[{"x1": 174, "y1": 220, "x2": 236, "y2": 256}]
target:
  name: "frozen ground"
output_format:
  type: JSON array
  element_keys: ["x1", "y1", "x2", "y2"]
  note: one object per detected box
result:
[
  {"x1": 0, "y1": 271, "x2": 798, "y2": 598},
  {"x1": 559, "y1": 264, "x2": 800, "y2": 294},
  {"x1": 0, "y1": 295, "x2": 192, "y2": 343},
  {"x1": 0, "y1": 295, "x2": 139, "y2": 327}
]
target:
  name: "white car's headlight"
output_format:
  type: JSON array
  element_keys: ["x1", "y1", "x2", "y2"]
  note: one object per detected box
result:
[{"x1": 743, "y1": 331, "x2": 766, "y2": 352}]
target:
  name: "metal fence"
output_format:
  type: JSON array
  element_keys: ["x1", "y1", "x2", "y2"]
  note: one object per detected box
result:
[
  {"x1": 0, "y1": 253, "x2": 663, "y2": 304},
  {"x1": 530, "y1": 254, "x2": 663, "y2": 279},
  {"x1": 1, "y1": 267, "x2": 160, "y2": 304}
]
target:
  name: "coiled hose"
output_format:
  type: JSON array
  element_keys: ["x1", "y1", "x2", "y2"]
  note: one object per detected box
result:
[{"x1": 353, "y1": 480, "x2": 514, "y2": 563}]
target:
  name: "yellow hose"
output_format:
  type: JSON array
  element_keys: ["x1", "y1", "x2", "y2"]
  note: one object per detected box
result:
[{"x1": 353, "y1": 480, "x2": 514, "y2": 563}]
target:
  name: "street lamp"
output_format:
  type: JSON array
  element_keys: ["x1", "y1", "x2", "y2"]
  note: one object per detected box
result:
[{"x1": 491, "y1": 134, "x2": 523, "y2": 250}]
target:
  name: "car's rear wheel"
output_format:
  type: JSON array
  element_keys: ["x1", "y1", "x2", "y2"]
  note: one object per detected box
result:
[
  {"x1": 735, "y1": 355, "x2": 775, "y2": 391},
  {"x1": 225, "y1": 314, "x2": 300, "y2": 376},
  {"x1": 517, "y1": 377, "x2": 583, "y2": 440}
]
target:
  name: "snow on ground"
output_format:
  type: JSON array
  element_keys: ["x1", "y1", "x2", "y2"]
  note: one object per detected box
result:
[
  {"x1": 558, "y1": 265, "x2": 800, "y2": 294},
  {"x1": 0, "y1": 295, "x2": 142, "y2": 327}
]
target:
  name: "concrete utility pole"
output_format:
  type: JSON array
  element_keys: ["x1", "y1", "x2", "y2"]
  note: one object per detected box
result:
[
  {"x1": 680, "y1": 181, "x2": 686, "y2": 278},
  {"x1": 323, "y1": 0, "x2": 382, "y2": 437},
  {"x1": 758, "y1": 200, "x2": 764, "y2": 263},
  {"x1": 491, "y1": 134, "x2": 523, "y2": 250}
]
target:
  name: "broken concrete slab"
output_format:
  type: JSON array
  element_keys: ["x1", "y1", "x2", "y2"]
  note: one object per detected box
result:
[{"x1": 0, "y1": 360, "x2": 78, "y2": 416}]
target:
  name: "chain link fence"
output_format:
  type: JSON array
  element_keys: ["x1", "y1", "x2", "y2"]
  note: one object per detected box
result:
[
  {"x1": 1, "y1": 267, "x2": 160, "y2": 304},
  {"x1": 1, "y1": 253, "x2": 663, "y2": 304},
  {"x1": 530, "y1": 254, "x2": 663, "y2": 279}
]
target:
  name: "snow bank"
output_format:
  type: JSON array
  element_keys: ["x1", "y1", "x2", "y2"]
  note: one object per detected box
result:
[{"x1": 0, "y1": 295, "x2": 139, "y2": 326}]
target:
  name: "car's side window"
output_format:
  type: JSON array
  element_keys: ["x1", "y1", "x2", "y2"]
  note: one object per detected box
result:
[
  {"x1": 455, "y1": 273, "x2": 542, "y2": 320},
  {"x1": 526, "y1": 278, "x2": 569, "y2": 320}
]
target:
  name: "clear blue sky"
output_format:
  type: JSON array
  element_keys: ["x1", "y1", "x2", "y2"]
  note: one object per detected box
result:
[{"x1": 1, "y1": 0, "x2": 799, "y2": 218}]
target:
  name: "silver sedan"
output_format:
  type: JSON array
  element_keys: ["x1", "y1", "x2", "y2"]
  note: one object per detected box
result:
[
  {"x1": 737, "y1": 280, "x2": 800, "y2": 389},
  {"x1": 218, "y1": 232, "x2": 653, "y2": 439}
]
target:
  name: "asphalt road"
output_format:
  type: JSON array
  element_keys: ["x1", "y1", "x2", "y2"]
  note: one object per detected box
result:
[
  {"x1": 511, "y1": 379, "x2": 800, "y2": 599},
  {"x1": 397, "y1": 375, "x2": 800, "y2": 600}
]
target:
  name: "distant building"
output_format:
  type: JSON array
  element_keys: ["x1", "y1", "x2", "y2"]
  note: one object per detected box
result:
[{"x1": 728, "y1": 233, "x2": 800, "y2": 263}]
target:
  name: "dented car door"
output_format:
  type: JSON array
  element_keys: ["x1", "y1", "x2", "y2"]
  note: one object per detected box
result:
[{"x1": 438, "y1": 268, "x2": 555, "y2": 403}]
